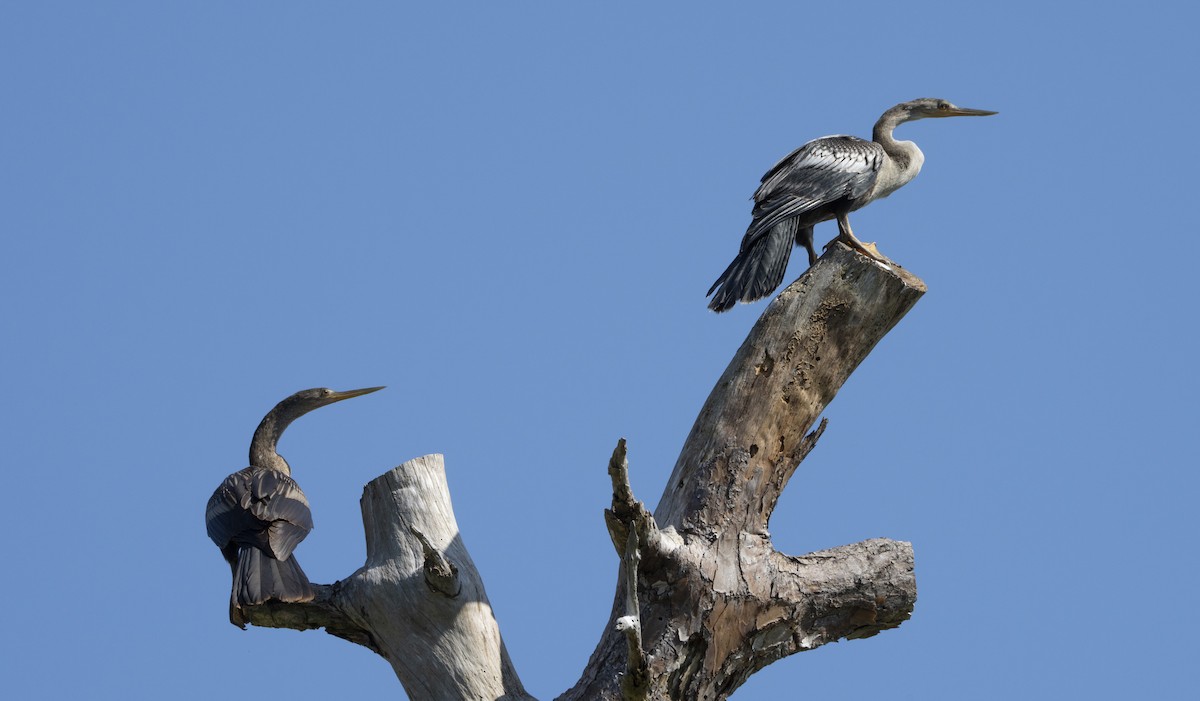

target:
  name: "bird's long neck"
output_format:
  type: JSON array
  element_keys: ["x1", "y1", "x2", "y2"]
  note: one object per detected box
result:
[
  {"x1": 872, "y1": 108, "x2": 915, "y2": 164},
  {"x1": 249, "y1": 404, "x2": 302, "y2": 474},
  {"x1": 872, "y1": 108, "x2": 925, "y2": 189}
]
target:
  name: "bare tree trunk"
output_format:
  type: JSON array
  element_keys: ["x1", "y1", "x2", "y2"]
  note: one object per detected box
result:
[
  {"x1": 238, "y1": 244, "x2": 924, "y2": 700},
  {"x1": 247, "y1": 453, "x2": 534, "y2": 700}
]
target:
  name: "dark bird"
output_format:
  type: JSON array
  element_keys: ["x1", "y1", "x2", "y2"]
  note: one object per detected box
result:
[
  {"x1": 206, "y1": 386, "x2": 383, "y2": 628},
  {"x1": 707, "y1": 98, "x2": 996, "y2": 312}
]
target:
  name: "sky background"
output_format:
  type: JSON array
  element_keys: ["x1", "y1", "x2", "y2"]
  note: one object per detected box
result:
[{"x1": 2, "y1": 2, "x2": 1197, "y2": 699}]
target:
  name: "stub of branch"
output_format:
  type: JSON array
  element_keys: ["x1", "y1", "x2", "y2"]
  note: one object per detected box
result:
[
  {"x1": 616, "y1": 528, "x2": 649, "y2": 700},
  {"x1": 603, "y1": 438, "x2": 657, "y2": 557},
  {"x1": 411, "y1": 525, "x2": 462, "y2": 597},
  {"x1": 776, "y1": 538, "x2": 915, "y2": 645},
  {"x1": 244, "y1": 583, "x2": 380, "y2": 654}
]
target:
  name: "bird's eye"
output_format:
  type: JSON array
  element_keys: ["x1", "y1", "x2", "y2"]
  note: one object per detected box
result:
[{"x1": 938, "y1": 103, "x2": 949, "y2": 110}]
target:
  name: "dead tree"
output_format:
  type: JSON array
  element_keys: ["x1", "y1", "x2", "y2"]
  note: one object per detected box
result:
[{"x1": 239, "y1": 243, "x2": 925, "y2": 700}]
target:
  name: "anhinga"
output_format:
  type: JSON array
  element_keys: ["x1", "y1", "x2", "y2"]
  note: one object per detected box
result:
[
  {"x1": 205, "y1": 386, "x2": 383, "y2": 628},
  {"x1": 707, "y1": 98, "x2": 997, "y2": 312}
]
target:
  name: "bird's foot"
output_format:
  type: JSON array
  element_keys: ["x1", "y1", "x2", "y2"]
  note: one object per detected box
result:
[
  {"x1": 859, "y1": 241, "x2": 883, "y2": 259},
  {"x1": 824, "y1": 236, "x2": 886, "y2": 262}
]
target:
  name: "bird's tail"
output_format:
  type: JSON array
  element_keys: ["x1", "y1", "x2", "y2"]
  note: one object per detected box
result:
[
  {"x1": 229, "y1": 547, "x2": 316, "y2": 628},
  {"x1": 707, "y1": 219, "x2": 798, "y2": 312}
]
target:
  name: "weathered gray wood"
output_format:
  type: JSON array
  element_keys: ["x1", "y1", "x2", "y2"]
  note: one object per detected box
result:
[
  {"x1": 614, "y1": 527, "x2": 649, "y2": 700},
  {"x1": 246, "y1": 454, "x2": 533, "y2": 701},
  {"x1": 560, "y1": 244, "x2": 924, "y2": 700},
  {"x1": 236, "y1": 243, "x2": 924, "y2": 701}
]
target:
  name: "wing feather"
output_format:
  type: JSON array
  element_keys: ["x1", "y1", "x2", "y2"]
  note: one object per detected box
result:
[
  {"x1": 205, "y1": 466, "x2": 313, "y2": 562},
  {"x1": 744, "y1": 135, "x2": 884, "y2": 245}
]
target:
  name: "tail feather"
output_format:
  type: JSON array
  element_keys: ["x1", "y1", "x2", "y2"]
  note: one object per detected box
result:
[
  {"x1": 229, "y1": 547, "x2": 316, "y2": 627},
  {"x1": 707, "y1": 219, "x2": 798, "y2": 312}
]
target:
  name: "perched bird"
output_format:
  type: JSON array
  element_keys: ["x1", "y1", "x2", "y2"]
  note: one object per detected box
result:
[
  {"x1": 707, "y1": 98, "x2": 996, "y2": 312},
  {"x1": 206, "y1": 386, "x2": 383, "y2": 628}
]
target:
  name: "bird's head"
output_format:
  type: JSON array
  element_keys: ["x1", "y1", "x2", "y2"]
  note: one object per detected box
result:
[
  {"x1": 285, "y1": 386, "x2": 386, "y2": 415},
  {"x1": 894, "y1": 98, "x2": 998, "y2": 123}
]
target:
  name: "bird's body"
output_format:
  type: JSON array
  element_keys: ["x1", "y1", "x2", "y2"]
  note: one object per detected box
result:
[
  {"x1": 206, "y1": 466, "x2": 314, "y2": 627},
  {"x1": 707, "y1": 98, "x2": 996, "y2": 312},
  {"x1": 206, "y1": 386, "x2": 383, "y2": 628}
]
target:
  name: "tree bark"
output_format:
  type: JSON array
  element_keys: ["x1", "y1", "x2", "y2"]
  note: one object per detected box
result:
[
  {"x1": 236, "y1": 243, "x2": 925, "y2": 700},
  {"x1": 562, "y1": 244, "x2": 924, "y2": 700}
]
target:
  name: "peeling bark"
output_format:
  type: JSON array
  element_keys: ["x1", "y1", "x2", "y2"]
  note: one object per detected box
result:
[{"x1": 562, "y1": 244, "x2": 924, "y2": 699}]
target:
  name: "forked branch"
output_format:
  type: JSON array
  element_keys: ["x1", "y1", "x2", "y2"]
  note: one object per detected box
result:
[{"x1": 562, "y1": 244, "x2": 924, "y2": 699}]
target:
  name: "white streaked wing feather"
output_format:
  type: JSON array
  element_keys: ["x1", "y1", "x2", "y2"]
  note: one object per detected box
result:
[{"x1": 756, "y1": 135, "x2": 883, "y2": 203}]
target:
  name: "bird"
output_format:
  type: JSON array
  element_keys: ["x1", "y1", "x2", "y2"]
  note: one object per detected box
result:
[
  {"x1": 206, "y1": 386, "x2": 384, "y2": 628},
  {"x1": 706, "y1": 98, "x2": 996, "y2": 312}
]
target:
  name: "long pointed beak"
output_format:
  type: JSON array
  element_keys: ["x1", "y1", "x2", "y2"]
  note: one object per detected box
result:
[
  {"x1": 327, "y1": 386, "x2": 386, "y2": 403},
  {"x1": 944, "y1": 106, "x2": 997, "y2": 117}
]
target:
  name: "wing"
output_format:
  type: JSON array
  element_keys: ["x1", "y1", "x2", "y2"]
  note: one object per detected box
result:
[
  {"x1": 249, "y1": 468, "x2": 312, "y2": 560},
  {"x1": 743, "y1": 135, "x2": 884, "y2": 248},
  {"x1": 206, "y1": 468, "x2": 255, "y2": 550},
  {"x1": 205, "y1": 467, "x2": 313, "y2": 561}
]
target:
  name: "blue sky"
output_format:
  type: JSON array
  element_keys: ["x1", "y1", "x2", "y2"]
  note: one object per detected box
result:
[{"x1": 2, "y1": 3, "x2": 1197, "y2": 699}]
